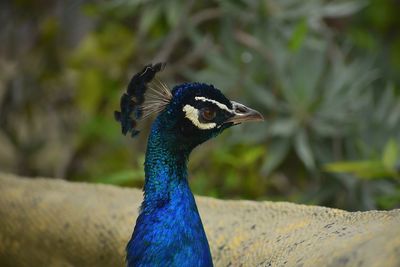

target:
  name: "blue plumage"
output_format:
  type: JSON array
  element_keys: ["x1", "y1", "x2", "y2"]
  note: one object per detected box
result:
[
  {"x1": 115, "y1": 64, "x2": 263, "y2": 267},
  {"x1": 126, "y1": 117, "x2": 213, "y2": 267}
]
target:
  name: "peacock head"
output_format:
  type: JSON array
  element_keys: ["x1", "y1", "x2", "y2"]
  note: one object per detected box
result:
[{"x1": 115, "y1": 63, "x2": 263, "y2": 151}]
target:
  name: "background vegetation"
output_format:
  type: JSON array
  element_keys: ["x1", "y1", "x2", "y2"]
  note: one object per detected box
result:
[{"x1": 1, "y1": 0, "x2": 399, "y2": 211}]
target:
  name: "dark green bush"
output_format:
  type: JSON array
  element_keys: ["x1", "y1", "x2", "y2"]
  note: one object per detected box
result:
[{"x1": 0, "y1": 0, "x2": 399, "y2": 210}]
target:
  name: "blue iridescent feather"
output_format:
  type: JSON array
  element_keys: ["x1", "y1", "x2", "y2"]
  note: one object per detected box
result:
[{"x1": 126, "y1": 116, "x2": 213, "y2": 267}]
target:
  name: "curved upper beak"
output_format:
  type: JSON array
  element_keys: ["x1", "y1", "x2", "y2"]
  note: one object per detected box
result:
[{"x1": 226, "y1": 101, "x2": 264, "y2": 124}]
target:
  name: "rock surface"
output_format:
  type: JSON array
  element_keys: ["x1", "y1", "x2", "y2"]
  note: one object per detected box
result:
[{"x1": 1, "y1": 173, "x2": 399, "y2": 267}]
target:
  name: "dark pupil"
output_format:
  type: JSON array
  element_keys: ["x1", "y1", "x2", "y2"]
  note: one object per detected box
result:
[{"x1": 202, "y1": 108, "x2": 216, "y2": 121}]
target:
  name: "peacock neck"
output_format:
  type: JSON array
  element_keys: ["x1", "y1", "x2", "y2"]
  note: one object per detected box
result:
[
  {"x1": 127, "y1": 115, "x2": 213, "y2": 266},
  {"x1": 141, "y1": 118, "x2": 193, "y2": 213}
]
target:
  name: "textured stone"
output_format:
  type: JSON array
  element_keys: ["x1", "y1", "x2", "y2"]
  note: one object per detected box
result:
[{"x1": 0, "y1": 173, "x2": 399, "y2": 267}]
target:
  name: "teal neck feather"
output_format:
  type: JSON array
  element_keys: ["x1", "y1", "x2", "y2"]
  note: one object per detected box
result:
[
  {"x1": 142, "y1": 121, "x2": 189, "y2": 213},
  {"x1": 126, "y1": 116, "x2": 213, "y2": 267}
]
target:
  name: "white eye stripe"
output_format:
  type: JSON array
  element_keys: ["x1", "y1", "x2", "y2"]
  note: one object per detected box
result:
[
  {"x1": 194, "y1": 97, "x2": 233, "y2": 113},
  {"x1": 182, "y1": 105, "x2": 216, "y2": 130}
]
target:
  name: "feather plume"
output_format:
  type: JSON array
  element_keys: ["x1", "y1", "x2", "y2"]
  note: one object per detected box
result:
[{"x1": 114, "y1": 63, "x2": 171, "y2": 137}]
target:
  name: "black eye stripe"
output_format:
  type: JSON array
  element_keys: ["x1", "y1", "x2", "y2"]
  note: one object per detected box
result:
[{"x1": 193, "y1": 102, "x2": 233, "y2": 116}]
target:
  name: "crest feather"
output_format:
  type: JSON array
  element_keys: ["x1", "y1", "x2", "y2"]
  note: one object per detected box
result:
[{"x1": 114, "y1": 63, "x2": 171, "y2": 137}]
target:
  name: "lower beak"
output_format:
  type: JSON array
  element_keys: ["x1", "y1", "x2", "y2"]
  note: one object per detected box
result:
[{"x1": 226, "y1": 101, "x2": 264, "y2": 124}]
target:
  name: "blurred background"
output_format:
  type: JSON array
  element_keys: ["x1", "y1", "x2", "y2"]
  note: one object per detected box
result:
[{"x1": 1, "y1": 0, "x2": 399, "y2": 211}]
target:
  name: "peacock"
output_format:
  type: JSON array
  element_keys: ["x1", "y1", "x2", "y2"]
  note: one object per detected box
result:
[{"x1": 115, "y1": 63, "x2": 264, "y2": 267}]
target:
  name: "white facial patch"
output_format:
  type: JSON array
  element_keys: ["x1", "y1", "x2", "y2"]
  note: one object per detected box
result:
[
  {"x1": 194, "y1": 97, "x2": 233, "y2": 113},
  {"x1": 182, "y1": 105, "x2": 217, "y2": 130}
]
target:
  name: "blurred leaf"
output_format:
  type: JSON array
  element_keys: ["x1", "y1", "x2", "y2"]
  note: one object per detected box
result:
[
  {"x1": 249, "y1": 86, "x2": 280, "y2": 110},
  {"x1": 269, "y1": 118, "x2": 299, "y2": 137},
  {"x1": 165, "y1": 0, "x2": 182, "y2": 28},
  {"x1": 294, "y1": 129, "x2": 315, "y2": 170},
  {"x1": 240, "y1": 146, "x2": 265, "y2": 166},
  {"x1": 288, "y1": 19, "x2": 308, "y2": 52},
  {"x1": 139, "y1": 5, "x2": 162, "y2": 34},
  {"x1": 324, "y1": 161, "x2": 387, "y2": 179},
  {"x1": 376, "y1": 187, "x2": 400, "y2": 209},
  {"x1": 322, "y1": 1, "x2": 367, "y2": 17},
  {"x1": 382, "y1": 139, "x2": 398, "y2": 170},
  {"x1": 261, "y1": 139, "x2": 290, "y2": 175},
  {"x1": 79, "y1": 116, "x2": 120, "y2": 142},
  {"x1": 76, "y1": 69, "x2": 105, "y2": 115}
]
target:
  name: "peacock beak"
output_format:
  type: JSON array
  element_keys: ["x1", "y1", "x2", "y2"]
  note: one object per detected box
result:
[{"x1": 226, "y1": 101, "x2": 264, "y2": 124}]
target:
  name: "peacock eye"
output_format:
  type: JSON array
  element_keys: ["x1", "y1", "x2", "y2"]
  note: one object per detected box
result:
[{"x1": 200, "y1": 107, "x2": 216, "y2": 121}]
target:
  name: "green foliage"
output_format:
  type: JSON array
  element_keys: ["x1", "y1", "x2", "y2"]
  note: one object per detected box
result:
[
  {"x1": 1, "y1": 0, "x2": 399, "y2": 211},
  {"x1": 190, "y1": 143, "x2": 267, "y2": 199},
  {"x1": 325, "y1": 139, "x2": 400, "y2": 180}
]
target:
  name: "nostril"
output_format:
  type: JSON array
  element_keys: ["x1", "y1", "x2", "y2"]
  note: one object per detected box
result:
[{"x1": 235, "y1": 106, "x2": 248, "y2": 114}]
